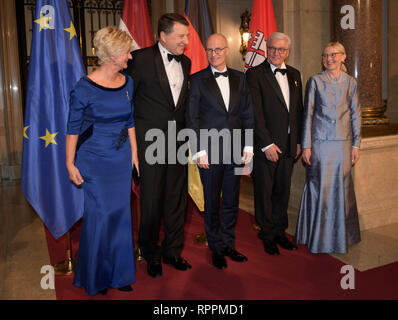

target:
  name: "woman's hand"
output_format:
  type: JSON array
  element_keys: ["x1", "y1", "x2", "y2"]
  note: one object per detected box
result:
[
  {"x1": 302, "y1": 148, "x2": 312, "y2": 166},
  {"x1": 352, "y1": 147, "x2": 360, "y2": 165},
  {"x1": 132, "y1": 151, "x2": 140, "y2": 176},
  {"x1": 67, "y1": 164, "x2": 84, "y2": 186},
  {"x1": 128, "y1": 127, "x2": 139, "y2": 176}
]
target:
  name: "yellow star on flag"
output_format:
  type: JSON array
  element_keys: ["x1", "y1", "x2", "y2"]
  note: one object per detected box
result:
[
  {"x1": 64, "y1": 21, "x2": 77, "y2": 40},
  {"x1": 40, "y1": 129, "x2": 58, "y2": 148},
  {"x1": 23, "y1": 126, "x2": 29, "y2": 139},
  {"x1": 34, "y1": 12, "x2": 51, "y2": 32}
]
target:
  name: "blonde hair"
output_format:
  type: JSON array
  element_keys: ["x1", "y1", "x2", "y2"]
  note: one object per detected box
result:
[
  {"x1": 323, "y1": 41, "x2": 347, "y2": 72},
  {"x1": 93, "y1": 26, "x2": 134, "y2": 64}
]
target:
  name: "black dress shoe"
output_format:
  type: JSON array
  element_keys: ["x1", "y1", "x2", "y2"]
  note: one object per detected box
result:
[
  {"x1": 163, "y1": 256, "x2": 192, "y2": 271},
  {"x1": 222, "y1": 248, "x2": 248, "y2": 262},
  {"x1": 99, "y1": 288, "x2": 108, "y2": 295},
  {"x1": 274, "y1": 235, "x2": 298, "y2": 251},
  {"x1": 212, "y1": 252, "x2": 227, "y2": 269},
  {"x1": 263, "y1": 239, "x2": 280, "y2": 256},
  {"x1": 118, "y1": 285, "x2": 133, "y2": 292},
  {"x1": 147, "y1": 259, "x2": 162, "y2": 278}
]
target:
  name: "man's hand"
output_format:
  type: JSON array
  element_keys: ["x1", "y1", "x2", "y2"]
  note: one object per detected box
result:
[
  {"x1": 264, "y1": 144, "x2": 282, "y2": 162},
  {"x1": 295, "y1": 144, "x2": 302, "y2": 160},
  {"x1": 241, "y1": 151, "x2": 253, "y2": 165},
  {"x1": 197, "y1": 154, "x2": 210, "y2": 169}
]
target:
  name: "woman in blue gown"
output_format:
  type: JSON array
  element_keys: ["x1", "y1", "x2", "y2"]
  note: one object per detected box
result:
[
  {"x1": 294, "y1": 42, "x2": 361, "y2": 254},
  {"x1": 66, "y1": 26, "x2": 138, "y2": 295}
]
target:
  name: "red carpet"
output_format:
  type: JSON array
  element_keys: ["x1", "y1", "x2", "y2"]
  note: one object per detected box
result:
[{"x1": 44, "y1": 198, "x2": 398, "y2": 300}]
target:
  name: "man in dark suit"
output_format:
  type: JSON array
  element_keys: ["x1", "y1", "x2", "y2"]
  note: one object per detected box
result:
[
  {"x1": 245, "y1": 32, "x2": 303, "y2": 256},
  {"x1": 186, "y1": 34, "x2": 254, "y2": 269},
  {"x1": 124, "y1": 13, "x2": 192, "y2": 278}
]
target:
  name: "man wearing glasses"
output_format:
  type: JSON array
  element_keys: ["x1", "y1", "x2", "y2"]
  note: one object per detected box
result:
[
  {"x1": 186, "y1": 33, "x2": 254, "y2": 270},
  {"x1": 246, "y1": 32, "x2": 303, "y2": 256}
]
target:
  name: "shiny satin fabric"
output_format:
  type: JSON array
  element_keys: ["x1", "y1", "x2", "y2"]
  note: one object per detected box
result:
[
  {"x1": 301, "y1": 71, "x2": 361, "y2": 149},
  {"x1": 68, "y1": 76, "x2": 136, "y2": 295},
  {"x1": 295, "y1": 140, "x2": 361, "y2": 253},
  {"x1": 295, "y1": 71, "x2": 361, "y2": 254}
]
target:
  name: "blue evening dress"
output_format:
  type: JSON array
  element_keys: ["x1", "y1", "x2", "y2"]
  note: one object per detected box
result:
[
  {"x1": 67, "y1": 75, "x2": 136, "y2": 295},
  {"x1": 294, "y1": 72, "x2": 361, "y2": 254}
]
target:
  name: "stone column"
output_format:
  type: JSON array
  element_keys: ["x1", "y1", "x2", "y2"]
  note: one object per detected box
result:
[
  {"x1": 0, "y1": 0, "x2": 24, "y2": 181},
  {"x1": 332, "y1": 0, "x2": 388, "y2": 125}
]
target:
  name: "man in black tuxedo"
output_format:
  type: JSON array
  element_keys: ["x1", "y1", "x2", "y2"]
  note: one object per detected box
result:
[
  {"x1": 186, "y1": 34, "x2": 254, "y2": 269},
  {"x1": 245, "y1": 32, "x2": 303, "y2": 256},
  {"x1": 125, "y1": 13, "x2": 192, "y2": 277}
]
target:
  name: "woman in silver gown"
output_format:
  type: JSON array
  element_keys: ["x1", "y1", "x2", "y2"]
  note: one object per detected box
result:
[{"x1": 295, "y1": 42, "x2": 361, "y2": 254}]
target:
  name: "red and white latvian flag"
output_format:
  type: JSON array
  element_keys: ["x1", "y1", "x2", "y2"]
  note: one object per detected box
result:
[
  {"x1": 244, "y1": 0, "x2": 277, "y2": 70},
  {"x1": 119, "y1": 0, "x2": 154, "y2": 51}
]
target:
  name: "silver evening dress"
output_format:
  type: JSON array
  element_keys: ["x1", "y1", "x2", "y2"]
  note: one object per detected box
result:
[{"x1": 294, "y1": 71, "x2": 361, "y2": 254}]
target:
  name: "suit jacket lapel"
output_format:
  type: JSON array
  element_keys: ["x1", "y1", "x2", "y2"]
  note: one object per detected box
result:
[
  {"x1": 175, "y1": 56, "x2": 190, "y2": 109},
  {"x1": 263, "y1": 61, "x2": 289, "y2": 112},
  {"x1": 153, "y1": 44, "x2": 175, "y2": 109},
  {"x1": 286, "y1": 68, "x2": 296, "y2": 111},
  {"x1": 228, "y1": 69, "x2": 240, "y2": 112},
  {"x1": 202, "y1": 66, "x2": 227, "y2": 112}
]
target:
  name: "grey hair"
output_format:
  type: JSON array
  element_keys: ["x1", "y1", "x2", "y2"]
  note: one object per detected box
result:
[{"x1": 267, "y1": 32, "x2": 291, "y2": 49}]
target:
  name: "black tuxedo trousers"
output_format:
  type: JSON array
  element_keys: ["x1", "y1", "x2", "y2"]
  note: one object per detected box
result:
[{"x1": 125, "y1": 44, "x2": 191, "y2": 261}]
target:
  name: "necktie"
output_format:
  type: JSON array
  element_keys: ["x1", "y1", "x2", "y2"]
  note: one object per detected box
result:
[
  {"x1": 167, "y1": 53, "x2": 182, "y2": 63},
  {"x1": 214, "y1": 71, "x2": 228, "y2": 78},
  {"x1": 274, "y1": 68, "x2": 287, "y2": 75}
]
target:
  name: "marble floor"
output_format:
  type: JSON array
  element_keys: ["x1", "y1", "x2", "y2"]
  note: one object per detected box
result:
[
  {"x1": 1, "y1": 178, "x2": 397, "y2": 299},
  {"x1": 0, "y1": 182, "x2": 55, "y2": 300},
  {"x1": 239, "y1": 176, "x2": 398, "y2": 272}
]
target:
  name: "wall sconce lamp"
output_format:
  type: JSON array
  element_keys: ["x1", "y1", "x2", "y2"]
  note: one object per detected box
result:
[{"x1": 239, "y1": 9, "x2": 251, "y2": 61}]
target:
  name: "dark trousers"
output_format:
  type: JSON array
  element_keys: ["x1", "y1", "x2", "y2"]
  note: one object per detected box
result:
[
  {"x1": 252, "y1": 153, "x2": 294, "y2": 241},
  {"x1": 138, "y1": 161, "x2": 188, "y2": 261},
  {"x1": 199, "y1": 163, "x2": 241, "y2": 253}
]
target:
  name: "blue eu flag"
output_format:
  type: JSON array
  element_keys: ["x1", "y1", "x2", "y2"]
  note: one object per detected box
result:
[{"x1": 21, "y1": 0, "x2": 85, "y2": 239}]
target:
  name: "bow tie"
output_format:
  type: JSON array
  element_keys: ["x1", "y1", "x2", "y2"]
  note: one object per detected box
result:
[
  {"x1": 274, "y1": 68, "x2": 287, "y2": 75},
  {"x1": 167, "y1": 53, "x2": 182, "y2": 62},
  {"x1": 214, "y1": 71, "x2": 228, "y2": 78}
]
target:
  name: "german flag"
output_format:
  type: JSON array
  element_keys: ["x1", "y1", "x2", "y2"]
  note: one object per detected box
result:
[{"x1": 184, "y1": 0, "x2": 215, "y2": 212}]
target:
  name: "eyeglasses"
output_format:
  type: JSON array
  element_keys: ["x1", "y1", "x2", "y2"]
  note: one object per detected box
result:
[
  {"x1": 322, "y1": 52, "x2": 344, "y2": 59},
  {"x1": 206, "y1": 47, "x2": 227, "y2": 55},
  {"x1": 267, "y1": 47, "x2": 288, "y2": 54}
]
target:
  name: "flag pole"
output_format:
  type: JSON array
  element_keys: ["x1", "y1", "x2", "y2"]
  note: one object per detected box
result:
[
  {"x1": 184, "y1": 0, "x2": 214, "y2": 247},
  {"x1": 134, "y1": 197, "x2": 144, "y2": 261},
  {"x1": 119, "y1": 0, "x2": 154, "y2": 260},
  {"x1": 244, "y1": 0, "x2": 277, "y2": 232},
  {"x1": 194, "y1": 232, "x2": 208, "y2": 246},
  {"x1": 54, "y1": 231, "x2": 75, "y2": 275}
]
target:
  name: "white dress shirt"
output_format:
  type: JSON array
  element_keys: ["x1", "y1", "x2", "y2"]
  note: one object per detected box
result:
[
  {"x1": 262, "y1": 61, "x2": 290, "y2": 152},
  {"x1": 192, "y1": 65, "x2": 253, "y2": 162},
  {"x1": 211, "y1": 65, "x2": 230, "y2": 110},
  {"x1": 158, "y1": 42, "x2": 184, "y2": 106}
]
